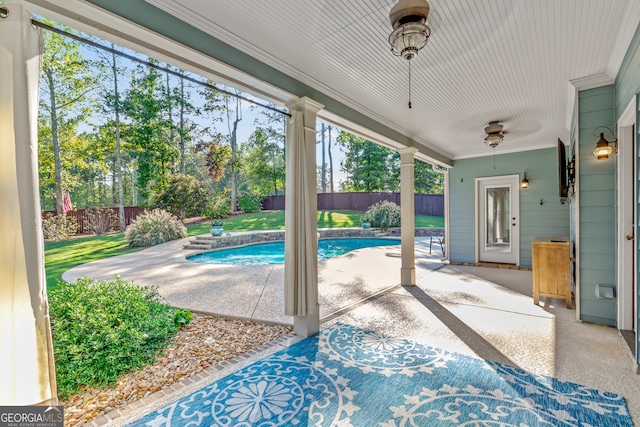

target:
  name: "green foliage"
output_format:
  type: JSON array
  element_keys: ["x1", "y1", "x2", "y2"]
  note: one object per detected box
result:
[
  {"x1": 362, "y1": 201, "x2": 401, "y2": 231},
  {"x1": 85, "y1": 207, "x2": 119, "y2": 235},
  {"x1": 237, "y1": 192, "x2": 263, "y2": 213},
  {"x1": 415, "y1": 160, "x2": 444, "y2": 194},
  {"x1": 123, "y1": 63, "x2": 178, "y2": 201},
  {"x1": 153, "y1": 174, "x2": 210, "y2": 218},
  {"x1": 173, "y1": 308, "x2": 193, "y2": 326},
  {"x1": 205, "y1": 193, "x2": 232, "y2": 219},
  {"x1": 241, "y1": 127, "x2": 285, "y2": 196},
  {"x1": 211, "y1": 220, "x2": 224, "y2": 227},
  {"x1": 39, "y1": 22, "x2": 99, "y2": 213},
  {"x1": 124, "y1": 209, "x2": 187, "y2": 248},
  {"x1": 338, "y1": 131, "x2": 400, "y2": 192},
  {"x1": 42, "y1": 213, "x2": 79, "y2": 241},
  {"x1": 48, "y1": 276, "x2": 179, "y2": 399}
]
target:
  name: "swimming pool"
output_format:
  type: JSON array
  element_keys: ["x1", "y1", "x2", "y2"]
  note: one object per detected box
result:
[{"x1": 187, "y1": 237, "x2": 400, "y2": 266}]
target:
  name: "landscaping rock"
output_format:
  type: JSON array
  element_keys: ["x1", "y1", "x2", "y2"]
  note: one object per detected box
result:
[{"x1": 62, "y1": 313, "x2": 292, "y2": 426}]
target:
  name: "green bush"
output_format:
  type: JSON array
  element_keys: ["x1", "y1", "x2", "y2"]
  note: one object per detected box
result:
[
  {"x1": 153, "y1": 174, "x2": 210, "y2": 218},
  {"x1": 237, "y1": 192, "x2": 262, "y2": 213},
  {"x1": 205, "y1": 193, "x2": 232, "y2": 219},
  {"x1": 125, "y1": 209, "x2": 187, "y2": 248},
  {"x1": 362, "y1": 200, "x2": 401, "y2": 231},
  {"x1": 48, "y1": 277, "x2": 182, "y2": 399},
  {"x1": 42, "y1": 213, "x2": 78, "y2": 241}
]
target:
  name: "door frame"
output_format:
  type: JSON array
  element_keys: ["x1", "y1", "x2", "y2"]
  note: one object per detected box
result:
[
  {"x1": 475, "y1": 174, "x2": 521, "y2": 266},
  {"x1": 617, "y1": 98, "x2": 636, "y2": 331}
]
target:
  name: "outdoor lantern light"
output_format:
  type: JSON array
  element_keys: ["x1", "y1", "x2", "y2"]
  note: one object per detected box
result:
[
  {"x1": 521, "y1": 173, "x2": 529, "y2": 189},
  {"x1": 592, "y1": 128, "x2": 617, "y2": 160},
  {"x1": 388, "y1": 0, "x2": 431, "y2": 108},
  {"x1": 484, "y1": 121, "x2": 505, "y2": 148}
]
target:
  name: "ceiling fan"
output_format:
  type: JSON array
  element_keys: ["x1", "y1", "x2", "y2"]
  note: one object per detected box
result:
[{"x1": 484, "y1": 121, "x2": 506, "y2": 148}]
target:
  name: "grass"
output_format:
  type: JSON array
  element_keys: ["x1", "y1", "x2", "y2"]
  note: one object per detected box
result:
[{"x1": 45, "y1": 210, "x2": 444, "y2": 289}]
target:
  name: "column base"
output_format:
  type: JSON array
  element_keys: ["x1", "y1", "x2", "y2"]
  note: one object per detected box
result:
[
  {"x1": 294, "y1": 305, "x2": 320, "y2": 337},
  {"x1": 401, "y1": 267, "x2": 416, "y2": 287}
]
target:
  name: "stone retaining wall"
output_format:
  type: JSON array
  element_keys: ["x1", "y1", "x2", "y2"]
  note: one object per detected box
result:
[{"x1": 188, "y1": 227, "x2": 444, "y2": 250}]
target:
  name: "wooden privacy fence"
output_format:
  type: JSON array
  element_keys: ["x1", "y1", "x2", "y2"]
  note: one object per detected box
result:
[
  {"x1": 262, "y1": 192, "x2": 444, "y2": 216},
  {"x1": 41, "y1": 206, "x2": 145, "y2": 235}
]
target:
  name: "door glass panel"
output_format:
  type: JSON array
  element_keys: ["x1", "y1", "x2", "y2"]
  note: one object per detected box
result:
[{"x1": 485, "y1": 186, "x2": 510, "y2": 252}]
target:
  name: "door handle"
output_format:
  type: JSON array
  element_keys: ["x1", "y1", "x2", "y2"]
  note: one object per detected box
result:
[{"x1": 627, "y1": 234, "x2": 634, "y2": 240}]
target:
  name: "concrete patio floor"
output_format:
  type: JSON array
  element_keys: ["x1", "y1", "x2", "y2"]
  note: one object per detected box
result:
[{"x1": 63, "y1": 235, "x2": 640, "y2": 425}]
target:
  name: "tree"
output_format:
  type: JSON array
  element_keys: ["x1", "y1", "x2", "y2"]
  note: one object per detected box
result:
[
  {"x1": 39, "y1": 22, "x2": 97, "y2": 214},
  {"x1": 338, "y1": 132, "x2": 399, "y2": 192},
  {"x1": 225, "y1": 95, "x2": 242, "y2": 213},
  {"x1": 319, "y1": 123, "x2": 327, "y2": 193},
  {"x1": 327, "y1": 125, "x2": 335, "y2": 193},
  {"x1": 242, "y1": 127, "x2": 285, "y2": 196},
  {"x1": 414, "y1": 160, "x2": 444, "y2": 194},
  {"x1": 95, "y1": 45, "x2": 129, "y2": 229},
  {"x1": 123, "y1": 62, "x2": 178, "y2": 203}
]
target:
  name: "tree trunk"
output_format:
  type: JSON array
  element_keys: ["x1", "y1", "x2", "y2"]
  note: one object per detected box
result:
[
  {"x1": 47, "y1": 70, "x2": 64, "y2": 215},
  {"x1": 112, "y1": 49, "x2": 126, "y2": 230},
  {"x1": 166, "y1": 70, "x2": 176, "y2": 173},
  {"x1": 227, "y1": 97, "x2": 242, "y2": 213},
  {"x1": 328, "y1": 125, "x2": 334, "y2": 193},
  {"x1": 179, "y1": 74, "x2": 186, "y2": 174}
]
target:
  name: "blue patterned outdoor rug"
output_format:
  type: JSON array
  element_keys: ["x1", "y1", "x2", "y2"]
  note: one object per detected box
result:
[{"x1": 128, "y1": 323, "x2": 632, "y2": 426}]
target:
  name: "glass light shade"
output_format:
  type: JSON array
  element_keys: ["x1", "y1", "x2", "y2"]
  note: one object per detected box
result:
[
  {"x1": 484, "y1": 133, "x2": 503, "y2": 148},
  {"x1": 389, "y1": 22, "x2": 430, "y2": 59},
  {"x1": 521, "y1": 177, "x2": 529, "y2": 188},
  {"x1": 592, "y1": 133, "x2": 613, "y2": 160}
]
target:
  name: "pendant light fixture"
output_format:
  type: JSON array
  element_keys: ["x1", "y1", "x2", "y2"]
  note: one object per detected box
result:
[{"x1": 388, "y1": 0, "x2": 431, "y2": 108}]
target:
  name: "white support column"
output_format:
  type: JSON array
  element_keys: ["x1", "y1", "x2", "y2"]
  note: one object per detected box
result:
[
  {"x1": 284, "y1": 97, "x2": 323, "y2": 337},
  {"x1": 399, "y1": 148, "x2": 418, "y2": 286}
]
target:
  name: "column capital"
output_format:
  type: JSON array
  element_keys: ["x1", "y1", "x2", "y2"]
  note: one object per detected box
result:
[
  {"x1": 397, "y1": 146, "x2": 419, "y2": 155},
  {"x1": 286, "y1": 97, "x2": 324, "y2": 114}
]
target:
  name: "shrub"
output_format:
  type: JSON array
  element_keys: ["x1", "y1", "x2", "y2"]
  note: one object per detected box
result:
[
  {"x1": 125, "y1": 209, "x2": 187, "y2": 248},
  {"x1": 237, "y1": 192, "x2": 262, "y2": 213},
  {"x1": 153, "y1": 174, "x2": 210, "y2": 218},
  {"x1": 48, "y1": 276, "x2": 183, "y2": 399},
  {"x1": 85, "y1": 207, "x2": 119, "y2": 235},
  {"x1": 205, "y1": 193, "x2": 232, "y2": 219},
  {"x1": 42, "y1": 213, "x2": 78, "y2": 241},
  {"x1": 362, "y1": 200, "x2": 401, "y2": 231}
]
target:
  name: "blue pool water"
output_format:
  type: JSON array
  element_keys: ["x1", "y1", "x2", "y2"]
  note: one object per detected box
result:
[{"x1": 187, "y1": 238, "x2": 400, "y2": 266}]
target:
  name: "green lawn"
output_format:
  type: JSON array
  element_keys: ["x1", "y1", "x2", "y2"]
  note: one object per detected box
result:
[{"x1": 45, "y1": 210, "x2": 444, "y2": 288}]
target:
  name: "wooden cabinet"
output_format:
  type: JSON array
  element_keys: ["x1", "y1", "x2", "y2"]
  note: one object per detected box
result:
[{"x1": 532, "y1": 237, "x2": 572, "y2": 308}]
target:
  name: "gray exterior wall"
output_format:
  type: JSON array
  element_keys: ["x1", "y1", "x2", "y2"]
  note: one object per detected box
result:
[
  {"x1": 576, "y1": 85, "x2": 617, "y2": 326},
  {"x1": 449, "y1": 148, "x2": 570, "y2": 268}
]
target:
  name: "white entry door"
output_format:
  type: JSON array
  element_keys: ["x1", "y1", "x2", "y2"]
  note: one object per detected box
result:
[{"x1": 477, "y1": 175, "x2": 520, "y2": 265}]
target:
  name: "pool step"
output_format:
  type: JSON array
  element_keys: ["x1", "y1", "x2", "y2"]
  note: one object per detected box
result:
[{"x1": 183, "y1": 237, "x2": 214, "y2": 250}]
